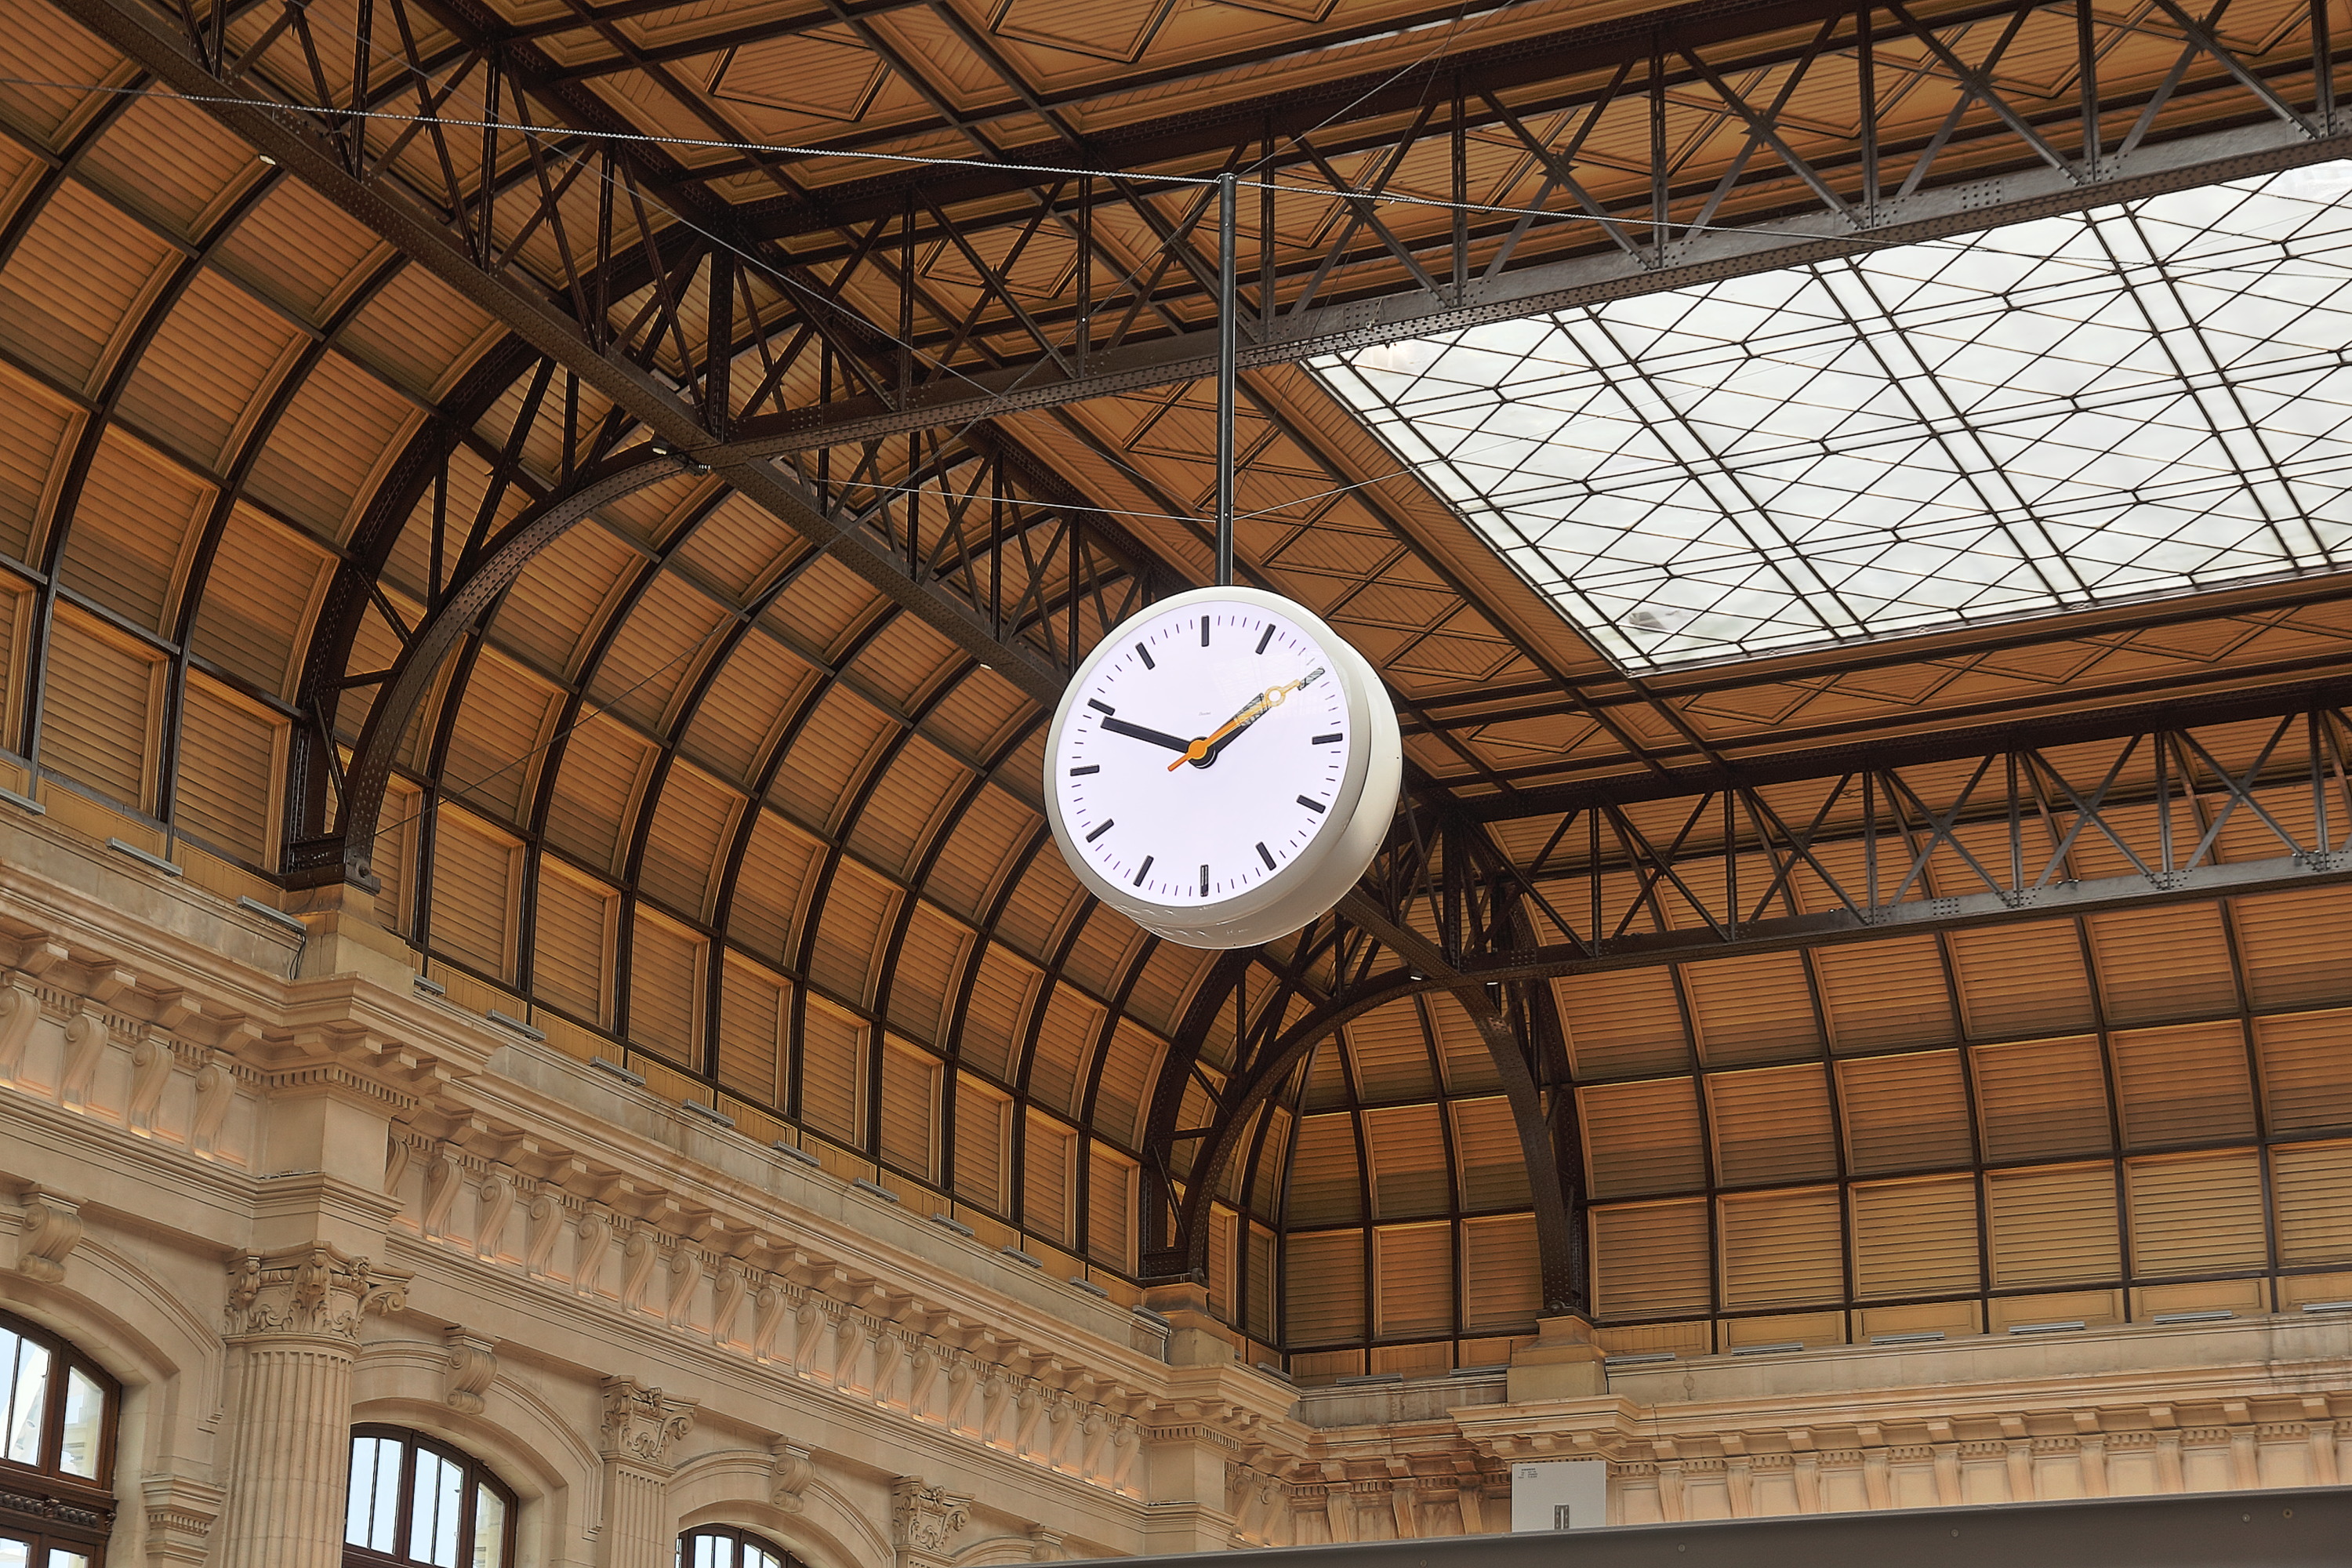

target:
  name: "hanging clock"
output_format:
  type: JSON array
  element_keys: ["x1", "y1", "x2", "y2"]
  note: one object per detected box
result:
[{"x1": 1042, "y1": 585, "x2": 1402, "y2": 949}]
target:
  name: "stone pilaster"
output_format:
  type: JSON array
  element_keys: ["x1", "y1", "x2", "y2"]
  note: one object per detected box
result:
[
  {"x1": 597, "y1": 1377, "x2": 697, "y2": 1568},
  {"x1": 216, "y1": 1246, "x2": 408, "y2": 1568}
]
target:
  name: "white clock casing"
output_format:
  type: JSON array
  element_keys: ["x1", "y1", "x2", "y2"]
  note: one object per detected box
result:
[{"x1": 1041, "y1": 586, "x2": 1402, "y2": 949}]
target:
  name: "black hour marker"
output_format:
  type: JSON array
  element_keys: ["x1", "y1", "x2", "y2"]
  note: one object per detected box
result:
[
  {"x1": 1133, "y1": 855, "x2": 1153, "y2": 887},
  {"x1": 1312, "y1": 733, "x2": 1342, "y2": 745},
  {"x1": 1087, "y1": 699, "x2": 1116, "y2": 715},
  {"x1": 1135, "y1": 643, "x2": 1155, "y2": 670},
  {"x1": 1200, "y1": 617, "x2": 1210, "y2": 647},
  {"x1": 1255, "y1": 625, "x2": 1276, "y2": 655},
  {"x1": 1257, "y1": 841, "x2": 1276, "y2": 869},
  {"x1": 1298, "y1": 795, "x2": 1327, "y2": 813},
  {"x1": 1069, "y1": 764, "x2": 1099, "y2": 775},
  {"x1": 1199, "y1": 863, "x2": 1210, "y2": 895},
  {"x1": 1085, "y1": 818, "x2": 1115, "y2": 842}
]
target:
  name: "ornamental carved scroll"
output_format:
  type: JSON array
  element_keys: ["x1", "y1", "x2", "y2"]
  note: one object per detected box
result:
[
  {"x1": 599, "y1": 1376, "x2": 697, "y2": 1468},
  {"x1": 223, "y1": 1246, "x2": 408, "y2": 1343},
  {"x1": 891, "y1": 1477, "x2": 971, "y2": 1565}
]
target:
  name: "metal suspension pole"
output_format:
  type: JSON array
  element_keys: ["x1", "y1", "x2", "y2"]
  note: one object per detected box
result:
[{"x1": 1215, "y1": 170, "x2": 1238, "y2": 589}]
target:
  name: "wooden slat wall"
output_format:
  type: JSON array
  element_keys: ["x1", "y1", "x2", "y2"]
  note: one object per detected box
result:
[
  {"x1": 1374, "y1": 1222, "x2": 1453, "y2": 1338},
  {"x1": 1851, "y1": 1176, "x2": 1980, "y2": 1298},
  {"x1": 2125, "y1": 1151, "x2": 2266, "y2": 1276},
  {"x1": 1838, "y1": 1051, "x2": 1973, "y2": 1174},
  {"x1": 1581, "y1": 1079, "x2": 1705, "y2": 1197},
  {"x1": 1591, "y1": 1200, "x2": 1710, "y2": 1318},
  {"x1": 1974, "y1": 1036, "x2": 2113, "y2": 1161},
  {"x1": 1450, "y1": 1096, "x2": 1531, "y2": 1210},
  {"x1": 1708, "y1": 1065, "x2": 1838, "y2": 1186},
  {"x1": 717, "y1": 960, "x2": 789, "y2": 1106},
  {"x1": 2272, "y1": 1141, "x2": 2352, "y2": 1265},
  {"x1": 2111, "y1": 1022, "x2": 2255, "y2": 1146},
  {"x1": 1023, "y1": 1112, "x2": 1073, "y2": 1245},
  {"x1": 1461, "y1": 1213, "x2": 1541, "y2": 1333},
  {"x1": 532, "y1": 862, "x2": 615, "y2": 1025},
  {"x1": 954, "y1": 1075, "x2": 1010, "y2": 1211},
  {"x1": 2255, "y1": 1011, "x2": 2352, "y2": 1133},
  {"x1": 879, "y1": 1040, "x2": 939, "y2": 1181},
  {"x1": 1718, "y1": 1188, "x2": 1842, "y2": 1309},
  {"x1": 1987, "y1": 1164, "x2": 2120, "y2": 1288},
  {"x1": 175, "y1": 676, "x2": 281, "y2": 863},
  {"x1": 629, "y1": 910, "x2": 705, "y2": 1065},
  {"x1": 1283, "y1": 1230, "x2": 1365, "y2": 1346},
  {"x1": 1087, "y1": 1145, "x2": 1135, "y2": 1270},
  {"x1": 1363, "y1": 1102, "x2": 1448, "y2": 1219},
  {"x1": 41, "y1": 608, "x2": 160, "y2": 810},
  {"x1": 1555, "y1": 967, "x2": 1687, "y2": 1077},
  {"x1": 427, "y1": 807, "x2": 521, "y2": 981},
  {"x1": 1685, "y1": 952, "x2": 1820, "y2": 1066},
  {"x1": 1947, "y1": 921, "x2": 2095, "y2": 1037},
  {"x1": 800, "y1": 1000, "x2": 866, "y2": 1147}
]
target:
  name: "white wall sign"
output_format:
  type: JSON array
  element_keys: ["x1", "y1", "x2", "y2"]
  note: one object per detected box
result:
[{"x1": 1509, "y1": 1459, "x2": 1607, "y2": 1531}]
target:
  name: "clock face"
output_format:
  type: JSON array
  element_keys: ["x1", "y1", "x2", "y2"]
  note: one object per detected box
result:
[{"x1": 1051, "y1": 597, "x2": 1356, "y2": 909}]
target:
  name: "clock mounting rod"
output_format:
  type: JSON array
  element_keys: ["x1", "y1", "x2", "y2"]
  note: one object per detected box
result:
[{"x1": 1215, "y1": 171, "x2": 1238, "y2": 589}]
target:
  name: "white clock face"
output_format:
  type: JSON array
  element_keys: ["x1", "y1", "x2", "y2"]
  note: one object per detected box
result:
[{"x1": 1052, "y1": 599, "x2": 1354, "y2": 908}]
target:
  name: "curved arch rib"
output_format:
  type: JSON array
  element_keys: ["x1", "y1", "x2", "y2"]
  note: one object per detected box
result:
[{"x1": 337, "y1": 451, "x2": 681, "y2": 887}]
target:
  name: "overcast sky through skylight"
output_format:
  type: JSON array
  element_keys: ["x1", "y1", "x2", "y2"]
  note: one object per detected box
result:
[{"x1": 1312, "y1": 162, "x2": 2352, "y2": 671}]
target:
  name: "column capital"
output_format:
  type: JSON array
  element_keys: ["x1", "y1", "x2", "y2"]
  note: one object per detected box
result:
[
  {"x1": 891, "y1": 1476, "x2": 971, "y2": 1568},
  {"x1": 223, "y1": 1244, "x2": 408, "y2": 1345},
  {"x1": 599, "y1": 1377, "x2": 697, "y2": 1469}
]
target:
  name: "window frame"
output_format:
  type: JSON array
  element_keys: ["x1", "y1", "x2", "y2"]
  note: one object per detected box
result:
[
  {"x1": 342, "y1": 1425, "x2": 517, "y2": 1568},
  {"x1": 0, "y1": 1308, "x2": 121, "y2": 1566},
  {"x1": 678, "y1": 1523, "x2": 800, "y2": 1568}
]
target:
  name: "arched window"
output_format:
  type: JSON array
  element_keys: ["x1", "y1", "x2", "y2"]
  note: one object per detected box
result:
[
  {"x1": 679, "y1": 1526, "x2": 797, "y2": 1568},
  {"x1": 0, "y1": 1309, "x2": 118, "y2": 1568},
  {"x1": 344, "y1": 1427, "x2": 514, "y2": 1568}
]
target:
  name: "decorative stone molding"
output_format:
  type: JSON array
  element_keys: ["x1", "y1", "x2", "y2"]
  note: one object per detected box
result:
[
  {"x1": 575, "y1": 1207, "x2": 612, "y2": 1294},
  {"x1": 891, "y1": 1476, "x2": 971, "y2": 1568},
  {"x1": 524, "y1": 1191, "x2": 563, "y2": 1276},
  {"x1": 189, "y1": 1054, "x2": 234, "y2": 1157},
  {"x1": 599, "y1": 1376, "x2": 696, "y2": 1468},
  {"x1": 13, "y1": 1188, "x2": 82, "y2": 1283},
  {"x1": 141, "y1": 1474, "x2": 226, "y2": 1567},
  {"x1": 770, "y1": 1440, "x2": 814, "y2": 1513},
  {"x1": 223, "y1": 1245, "x2": 408, "y2": 1343},
  {"x1": 445, "y1": 1329, "x2": 498, "y2": 1415},
  {"x1": 57, "y1": 1008, "x2": 105, "y2": 1108},
  {"x1": 126, "y1": 1033, "x2": 173, "y2": 1134},
  {"x1": 0, "y1": 978, "x2": 35, "y2": 1081},
  {"x1": 474, "y1": 1171, "x2": 513, "y2": 1261},
  {"x1": 1025, "y1": 1526, "x2": 1066, "y2": 1562}
]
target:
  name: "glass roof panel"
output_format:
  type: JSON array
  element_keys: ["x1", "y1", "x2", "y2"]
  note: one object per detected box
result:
[{"x1": 1311, "y1": 162, "x2": 2352, "y2": 670}]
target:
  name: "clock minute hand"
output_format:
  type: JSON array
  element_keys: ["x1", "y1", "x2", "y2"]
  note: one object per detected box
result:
[
  {"x1": 1098, "y1": 714, "x2": 1196, "y2": 754},
  {"x1": 1169, "y1": 667, "x2": 1325, "y2": 771}
]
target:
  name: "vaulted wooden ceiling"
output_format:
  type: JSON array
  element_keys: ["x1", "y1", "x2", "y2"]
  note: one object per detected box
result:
[{"x1": 3, "y1": 0, "x2": 2351, "y2": 1377}]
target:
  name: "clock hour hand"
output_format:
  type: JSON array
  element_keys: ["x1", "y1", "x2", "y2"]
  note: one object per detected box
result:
[
  {"x1": 1098, "y1": 714, "x2": 1196, "y2": 755},
  {"x1": 1171, "y1": 667, "x2": 1326, "y2": 771}
]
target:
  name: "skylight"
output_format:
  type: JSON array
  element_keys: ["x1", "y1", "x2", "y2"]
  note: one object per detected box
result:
[{"x1": 1312, "y1": 162, "x2": 2352, "y2": 670}]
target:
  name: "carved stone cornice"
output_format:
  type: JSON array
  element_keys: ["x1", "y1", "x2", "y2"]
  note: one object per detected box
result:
[
  {"x1": 599, "y1": 1376, "x2": 696, "y2": 1469},
  {"x1": 223, "y1": 1244, "x2": 408, "y2": 1345}
]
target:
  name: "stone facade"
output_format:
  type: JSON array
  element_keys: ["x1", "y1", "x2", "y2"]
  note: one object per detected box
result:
[{"x1": 2, "y1": 808, "x2": 2349, "y2": 1567}]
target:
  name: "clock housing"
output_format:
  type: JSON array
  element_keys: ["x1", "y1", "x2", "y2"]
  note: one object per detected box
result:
[{"x1": 1042, "y1": 586, "x2": 1400, "y2": 948}]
